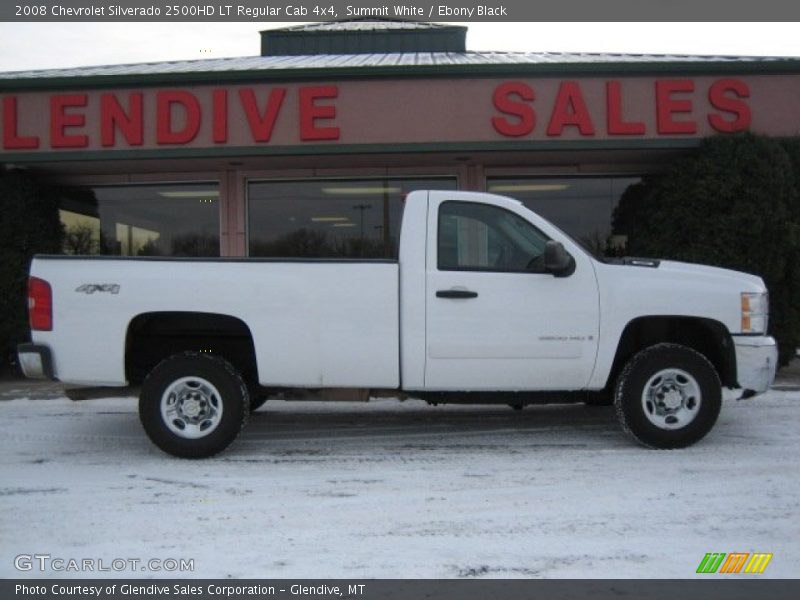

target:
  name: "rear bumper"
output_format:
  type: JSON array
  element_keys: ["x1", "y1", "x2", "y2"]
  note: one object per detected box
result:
[
  {"x1": 17, "y1": 343, "x2": 54, "y2": 380},
  {"x1": 733, "y1": 335, "x2": 777, "y2": 396}
]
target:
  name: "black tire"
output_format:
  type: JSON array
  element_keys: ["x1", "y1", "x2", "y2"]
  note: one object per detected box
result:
[
  {"x1": 139, "y1": 352, "x2": 249, "y2": 458},
  {"x1": 614, "y1": 343, "x2": 722, "y2": 449}
]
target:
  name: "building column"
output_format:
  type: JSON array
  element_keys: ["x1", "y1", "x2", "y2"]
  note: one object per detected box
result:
[
  {"x1": 462, "y1": 163, "x2": 486, "y2": 191},
  {"x1": 219, "y1": 169, "x2": 247, "y2": 257}
]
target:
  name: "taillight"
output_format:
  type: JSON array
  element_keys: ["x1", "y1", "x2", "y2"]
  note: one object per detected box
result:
[{"x1": 28, "y1": 277, "x2": 52, "y2": 331}]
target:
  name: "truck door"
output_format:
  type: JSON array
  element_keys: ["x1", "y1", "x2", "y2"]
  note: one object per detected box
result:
[{"x1": 424, "y1": 191, "x2": 600, "y2": 391}]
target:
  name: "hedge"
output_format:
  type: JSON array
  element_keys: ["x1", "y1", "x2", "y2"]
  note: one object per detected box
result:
[
  {"x1": 0, "y1": 170, "x2": 64, "y2": 373},
  {"x1": 614, "y1": 133, "x2": 800, "y2": 366}
]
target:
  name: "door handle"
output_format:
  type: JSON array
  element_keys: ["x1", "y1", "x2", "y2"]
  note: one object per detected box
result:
[{"x1": 436, "y1": 289, "x2": 478, "y2": 299}]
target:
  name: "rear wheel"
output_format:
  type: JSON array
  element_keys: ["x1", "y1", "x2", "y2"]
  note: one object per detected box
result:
[
  {"x1": 614, "y1": 343, "x2": 721, "y2": 449},
  {"x1": 139, "y1": 352, "x2": 249, "y2": 458}
]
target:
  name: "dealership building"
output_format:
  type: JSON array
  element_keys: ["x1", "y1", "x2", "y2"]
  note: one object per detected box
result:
[{"x1": 1, "y1": 20, "x2": 799, "y2": 259}]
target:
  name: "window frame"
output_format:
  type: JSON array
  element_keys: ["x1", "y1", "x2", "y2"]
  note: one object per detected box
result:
[{"x1": 436, "y1": 200, "x2": 552, "y2": 274}]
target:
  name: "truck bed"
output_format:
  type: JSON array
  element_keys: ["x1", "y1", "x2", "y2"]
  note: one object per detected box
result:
[{"x1": 30, "y1": 256, "x2": 400, "y2": 388}]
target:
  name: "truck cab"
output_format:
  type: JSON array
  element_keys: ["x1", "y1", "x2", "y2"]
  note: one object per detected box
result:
[{"x1": 400, "y1": 191, "x2": 600, "y2": 392}]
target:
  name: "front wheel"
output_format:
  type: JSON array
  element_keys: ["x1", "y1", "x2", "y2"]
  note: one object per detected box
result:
[
  {"x1": 139, "y1": 352, "x2": 249, "y2": 458},
  {"x1": 614, "y1": 343, "x2": 721, "y2": 449}
]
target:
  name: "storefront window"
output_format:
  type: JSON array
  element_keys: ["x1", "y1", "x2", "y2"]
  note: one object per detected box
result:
[
  {"x1": 248, "y1": 178, "x2": 457, "y2": 259},
  {"x1": 57, "y1": 183, "x2": 220, "y2": 257},
  {"x1": 486, "y1": 177, "x2": 642, "y2": 257}
]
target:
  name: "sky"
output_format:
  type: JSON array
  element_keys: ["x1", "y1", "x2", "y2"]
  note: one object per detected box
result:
[{"x1": 0, "y1": 22, "x2": 799, "y2": 72}]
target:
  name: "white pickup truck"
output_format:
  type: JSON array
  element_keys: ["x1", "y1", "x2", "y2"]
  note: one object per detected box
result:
[{"x1": 18, "y1": 190, "x2": 777, "y2": 457}]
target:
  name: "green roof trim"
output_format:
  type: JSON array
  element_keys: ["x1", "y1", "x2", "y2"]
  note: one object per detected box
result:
[
  {"x1": 1, "y1": 57, "x2": 799, "y2": 92},
  {"x1": 0, "y1": 138, "x2": 702, "y2": 163}
]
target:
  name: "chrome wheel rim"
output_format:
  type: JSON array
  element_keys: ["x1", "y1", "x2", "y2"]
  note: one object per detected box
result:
[
  {"x1": 160, "y1": 376, "x2": 223, "y2": 439},
  {"x1": 641, "y1": 368, "x2": 702, "y2": 430}
]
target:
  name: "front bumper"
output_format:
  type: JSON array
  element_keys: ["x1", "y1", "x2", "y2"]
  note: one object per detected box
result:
[
  {"x1": 17, "y1": 343, "x2": 54, "y2": 380},
  {"x1": 733, "y1": 335, "x2": 777, "y2": 396}
]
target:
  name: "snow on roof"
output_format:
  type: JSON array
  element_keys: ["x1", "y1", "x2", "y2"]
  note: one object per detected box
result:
[{"x1": 1, "y1": 51, "x2": 793, "y2": 81}]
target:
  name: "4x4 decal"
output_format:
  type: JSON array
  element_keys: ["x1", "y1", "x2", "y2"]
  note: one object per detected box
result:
[{"x1": 75, "y1": 284, "x2": 120, "y2": 295}]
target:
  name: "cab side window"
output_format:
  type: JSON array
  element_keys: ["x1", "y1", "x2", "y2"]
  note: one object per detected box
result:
[{"x1": 438, "y1": 201, "x2": 550, "y2": 272}]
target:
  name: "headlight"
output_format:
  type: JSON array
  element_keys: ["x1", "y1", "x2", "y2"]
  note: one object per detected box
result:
[{"x1": 741, "y1": 291, "x2": 769, "y2": 334}]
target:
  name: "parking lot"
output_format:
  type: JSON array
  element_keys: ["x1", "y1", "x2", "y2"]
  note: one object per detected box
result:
[{"x1": 1, "y1": 386, "x2": 798, "y2": 578}]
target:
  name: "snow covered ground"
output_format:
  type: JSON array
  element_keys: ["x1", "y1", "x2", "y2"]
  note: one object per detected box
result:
[{"x1": 0, "y1": 390, "x2": 798, "y2": 579}]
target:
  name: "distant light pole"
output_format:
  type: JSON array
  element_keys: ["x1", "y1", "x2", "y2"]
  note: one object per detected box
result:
[
  {"x1": 382, "y1": 186, "x2": 391, "y2": 258},
  {"x1": 352, "y1": 203, "x2": 373, "y2": 255}
]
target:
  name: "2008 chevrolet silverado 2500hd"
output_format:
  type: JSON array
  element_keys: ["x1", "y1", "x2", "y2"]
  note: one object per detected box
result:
[{"x1": 18, "y1": 190, "x2": 777, "y2": 457}]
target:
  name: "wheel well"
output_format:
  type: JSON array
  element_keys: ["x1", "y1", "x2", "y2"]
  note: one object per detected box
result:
[
  {"x1": 609, "y1": 317, "x2": 736, "y2": 389},
  {"x1": 125, "y1": 312, "x2": 257, "y2": 386}
]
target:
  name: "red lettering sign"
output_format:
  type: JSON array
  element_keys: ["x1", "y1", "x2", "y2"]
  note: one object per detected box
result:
[
  {"x1": 606, "y1": 81, "x2": 646, "y2": 135},
  {"x1": 299, "y1": 86, "x2": 340, "y2": 141},
  {"x1": 239, "y1": 88, "x2": 286, "y2": 143},
  {"x1": 708, "y1": 78, "x2": 751, "y2": 133},
  {"x1": 156, "y1": 91, "x2": 201, "y2": 145},
  {"x1": 547, "y1": 82, "x2": 595, "y2": 137},
  {"x1": 50, "y1": 94, "x2": 89, "y2": 148},
  {"x1": 212, "y1": 89, "x2": 228, "y2": 144},
  {"x1": 101, "y1": 93, "x2": 143, "y2": 147},
  {"x1": 491, "y1": 81, "x2": 536, "y2": 137},
  {"x1": 656, "y1": 80, "x2": 697, "y2": 135},
  {"x1": 2, "y1": 96, "x2": 39, "y2": 149},
  {"x1": 0, "y1": 78, "x2": 763, "y2": 152}
]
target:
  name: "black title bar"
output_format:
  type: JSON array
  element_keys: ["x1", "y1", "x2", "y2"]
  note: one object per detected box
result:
[
  {"x1": 3, "y1": 0, "x2": 800, "y2": 22},
  {"x1": 4, "y1": 580, "x2": 800, "y2": 600}
]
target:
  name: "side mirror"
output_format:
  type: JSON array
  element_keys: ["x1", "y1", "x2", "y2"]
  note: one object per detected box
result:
[{"x1": 543, "y1": 240, "x2": 575, "y2": 277}]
